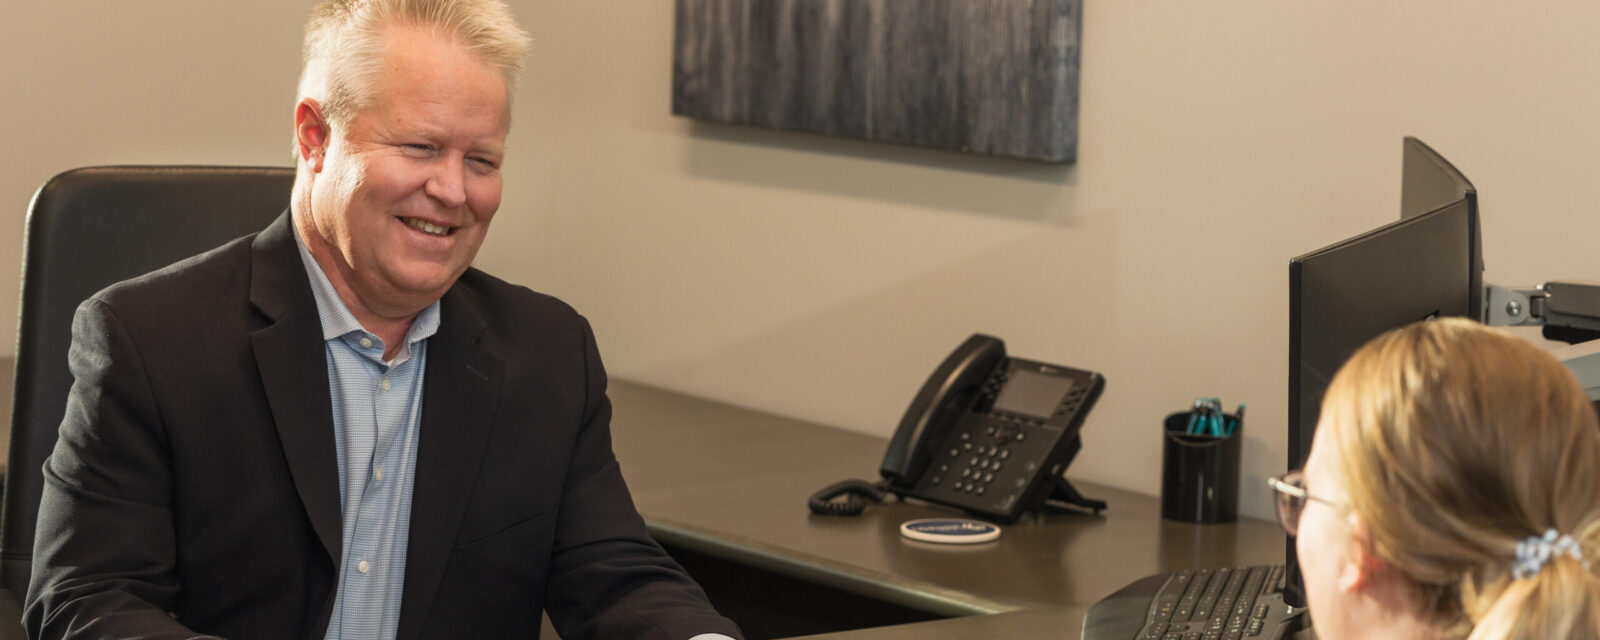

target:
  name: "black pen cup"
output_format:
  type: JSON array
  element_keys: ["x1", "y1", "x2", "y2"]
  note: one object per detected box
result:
[{"x1": 1160, "y1": 411, "x2": 1243, "y2": 524}]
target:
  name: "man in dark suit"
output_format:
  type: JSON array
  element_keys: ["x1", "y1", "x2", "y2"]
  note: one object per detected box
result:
[{"x1": 23, "y1": 1, "x2": 741, "y2": 639}]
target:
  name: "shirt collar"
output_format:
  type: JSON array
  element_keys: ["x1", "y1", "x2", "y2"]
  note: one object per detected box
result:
[{"x1": 292, "y1": 226, "x2": 441, "y2": 351}]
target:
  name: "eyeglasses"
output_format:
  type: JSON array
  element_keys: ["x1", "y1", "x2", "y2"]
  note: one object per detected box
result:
[{"x1": 1267, "y1": 470, "x2": 1344, "y2": 537}]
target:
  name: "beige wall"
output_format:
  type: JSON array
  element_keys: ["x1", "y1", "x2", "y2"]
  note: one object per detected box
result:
[{"x1": 3, "y1": 2, "x2": 1597, "y2": 520}]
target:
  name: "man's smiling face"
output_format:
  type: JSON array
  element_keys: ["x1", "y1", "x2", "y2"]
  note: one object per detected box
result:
[{"x1": 300, "y1": 23, "x2": 510, "y2": 321}]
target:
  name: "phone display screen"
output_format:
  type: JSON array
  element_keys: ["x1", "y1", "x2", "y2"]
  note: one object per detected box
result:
[{"x1": 992, "y1": 371, "x2": 1074, "y2": 419}]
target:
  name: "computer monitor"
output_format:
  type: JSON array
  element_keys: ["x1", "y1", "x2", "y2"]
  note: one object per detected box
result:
[
  {"x1": 1284, "y1": 137, "x2": 1482, "y2": 607},
  {"x1": 1401, "y1": 137, "x2": 1479, "y2": 222}
]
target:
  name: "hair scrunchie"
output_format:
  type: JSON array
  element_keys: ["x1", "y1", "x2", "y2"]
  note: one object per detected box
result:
[{"x1": 1512, "y1": 529, "x2": 1585, "y2": 579}]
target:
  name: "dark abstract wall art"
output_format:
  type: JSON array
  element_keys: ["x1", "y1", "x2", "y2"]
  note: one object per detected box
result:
[{"x1": 672, "y1": 0, "x2": 1082, "y2": 163}]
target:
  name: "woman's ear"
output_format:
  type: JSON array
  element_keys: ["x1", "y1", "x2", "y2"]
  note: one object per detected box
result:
[{"x1": 1337, "y1": 511, "x2": 1385, "y2": 594}]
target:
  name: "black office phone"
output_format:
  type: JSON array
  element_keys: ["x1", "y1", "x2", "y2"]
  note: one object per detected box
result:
[{"x1": 810, "y1": 334, "x2": 1107, "y2": 522}]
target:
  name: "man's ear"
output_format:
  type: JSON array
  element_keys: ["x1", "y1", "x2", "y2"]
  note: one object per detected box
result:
[
  {"x1": 295, "y1": 99, "x2": 331, "y2": 172},
  {"x1": 1337, "y1": 511, "x2": 1383, "y2": 593}
]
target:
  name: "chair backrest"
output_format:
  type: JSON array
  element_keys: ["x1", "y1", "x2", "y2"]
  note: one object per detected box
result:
[{"x1": 0, "y1": 166, "x2": 294, "y2": 598}]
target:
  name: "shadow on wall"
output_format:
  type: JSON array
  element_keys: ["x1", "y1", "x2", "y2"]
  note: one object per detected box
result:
[
  {"x1": 0, "y1": 358, "x2": 14, "y2": 466},
  {"x1": 683, "y1": 121, "x2": 1079, "y2": 225}
]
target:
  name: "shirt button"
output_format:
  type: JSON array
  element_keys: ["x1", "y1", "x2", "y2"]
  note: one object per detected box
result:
[
  {"x1": 374, "y1": 467, "x2": 383, "y2": 482},
  {"x1": 380, "y1": 377, "x2": 392, "y2": 391},
  {"x1": 359, "y1": 337, "x2": 373, "y2": 348},
  {"x1": 357, "y1": 560, "x2": 370, "y2": 574}
]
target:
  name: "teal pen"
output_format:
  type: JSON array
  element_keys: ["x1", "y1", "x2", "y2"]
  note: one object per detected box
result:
[{"x1": 1203, "y1": 396, "x2": 1216, "y2": 438}]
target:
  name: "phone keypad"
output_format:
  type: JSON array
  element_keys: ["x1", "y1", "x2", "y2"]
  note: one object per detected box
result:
[
  {"x1": 919, "y1": 413, "x2": 1069, "y2": 515},
  {"x1": 936, "y1": 422, "x2": 1016, "y2": 495}
]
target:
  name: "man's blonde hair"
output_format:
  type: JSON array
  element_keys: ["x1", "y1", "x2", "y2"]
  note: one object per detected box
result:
[
  {"x1": 297, "y1": 0, "x2": 532, "y2": 127},
  {"x1": 1321, "y1": 318, "x2": 1600, "y2": 639}
]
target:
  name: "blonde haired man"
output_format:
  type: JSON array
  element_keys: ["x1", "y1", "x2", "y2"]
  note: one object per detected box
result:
[{"x1": 25, "y1": 2, "x2": 741, "y2": 638}]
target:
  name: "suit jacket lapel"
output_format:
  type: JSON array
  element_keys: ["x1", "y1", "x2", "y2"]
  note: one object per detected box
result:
[
  {"x1": 398, "y1": 283, "x2": 505, "y2": 640},
  {"x1": 247, "y1": 213, "x2": 343, "y2": 564}
]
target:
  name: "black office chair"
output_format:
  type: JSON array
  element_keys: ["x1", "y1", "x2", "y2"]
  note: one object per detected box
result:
[{"x1": 0, "y1": 166, "x2": 293, "y2": 629}]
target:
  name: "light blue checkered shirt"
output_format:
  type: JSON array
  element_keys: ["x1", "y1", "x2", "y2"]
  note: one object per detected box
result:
[{"x1": 295, "y1": 234, "x2": 438, "y2": 640}]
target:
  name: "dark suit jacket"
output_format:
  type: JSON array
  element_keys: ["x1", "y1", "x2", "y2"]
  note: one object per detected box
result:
[{"x1": 24, "y1": 214, "x2": 741, "y2": 640}]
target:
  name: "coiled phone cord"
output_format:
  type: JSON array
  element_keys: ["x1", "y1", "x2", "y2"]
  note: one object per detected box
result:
[{"x1": 807, "y1": 479, "x2": 893, "y2": 516}]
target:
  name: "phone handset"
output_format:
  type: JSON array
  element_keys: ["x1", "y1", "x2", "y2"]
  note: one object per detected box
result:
[
  {"x1": 879, "y1": 334, "x2": 1006, "y2": 487},
  {"x1": 808, "y1": 334, "x2": 1006, "y2": 516}
]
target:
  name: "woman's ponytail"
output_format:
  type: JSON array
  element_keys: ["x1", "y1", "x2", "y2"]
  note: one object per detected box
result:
[{"x1": 1464, "y1": 529, "x2": 1600, "y2": 640}]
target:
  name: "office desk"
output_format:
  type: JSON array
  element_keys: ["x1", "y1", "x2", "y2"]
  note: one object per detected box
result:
[{"x1": 605, "y1": 380, "x2": 1287, "y2": 639}]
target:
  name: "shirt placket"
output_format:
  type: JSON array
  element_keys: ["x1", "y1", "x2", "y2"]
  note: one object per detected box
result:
[{"x1": 342, "y1": 337, "x2": 408, "y2": 638}]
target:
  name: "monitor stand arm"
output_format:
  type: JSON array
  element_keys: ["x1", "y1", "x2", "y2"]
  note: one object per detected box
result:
[{"x1": 1486, "y1": 281, "x2": 1600, "y2": 402}]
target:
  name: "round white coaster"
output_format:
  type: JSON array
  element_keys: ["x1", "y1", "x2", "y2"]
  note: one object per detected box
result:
[{"x1": 899, "y1": 518, "x2": 1002, "y2": 544}]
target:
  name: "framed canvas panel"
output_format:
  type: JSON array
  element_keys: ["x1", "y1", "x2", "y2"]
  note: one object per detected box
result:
[{"x1": 672, "y1": 0, "x2": 1082, "y2": 163}]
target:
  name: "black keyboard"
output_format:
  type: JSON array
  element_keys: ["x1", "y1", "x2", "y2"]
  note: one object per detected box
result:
[{"x1": 1082, "y1": 565, "x2": 1307, "y2": 640}]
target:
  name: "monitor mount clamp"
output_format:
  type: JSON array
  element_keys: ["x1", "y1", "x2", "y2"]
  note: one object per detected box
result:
[{"x1": 1486, "y1": 281, "x2": 1600, "y2": 403}]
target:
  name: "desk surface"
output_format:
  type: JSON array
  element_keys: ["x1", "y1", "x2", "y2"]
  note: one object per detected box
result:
[{"x1": 605, "y1": 380, "x2": 1287, "y2": 639}]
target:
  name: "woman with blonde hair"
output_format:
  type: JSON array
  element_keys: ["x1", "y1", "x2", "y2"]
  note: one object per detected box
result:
[{"x1": 1270, "y1": 318, "x2": 1600, "y2": 639}]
